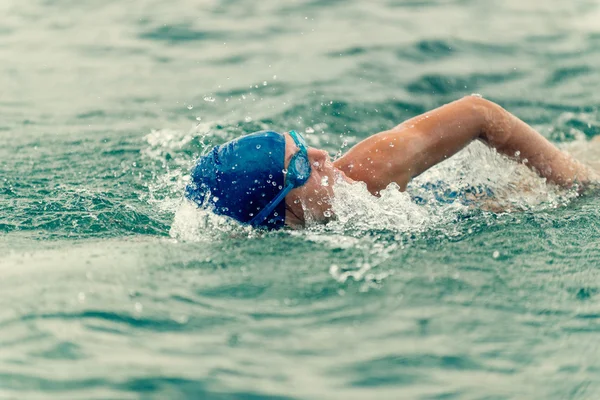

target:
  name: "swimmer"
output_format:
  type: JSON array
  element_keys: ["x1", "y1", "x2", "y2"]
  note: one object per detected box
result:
[{"x1": 186, "y1": 95, "x2": 598, "y2": 229}]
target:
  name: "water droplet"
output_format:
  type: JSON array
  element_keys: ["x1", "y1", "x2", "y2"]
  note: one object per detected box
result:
[
  {"x1": 134, "y1": 302, "x2": 143, "y2": 312},
  {"x1": 323, "y1": 210, "x2": 332, "y2": 218},
  {"x1": 245, "y1": 116, "x2": 252, "y2": 122},
  {"x1": 187, "y1": 105, "x2": 193, "y2": 110},
  {"x1": 514, "y1": 150, "x2": 521, "y2": 157},
  {"x1": 263, "y1": 81, "x2": 268, "y2": 86},
  {"x1": 212, "y1": 196, "x2": 219, "y2": 202},
  {"x1": 196, "y1": 116, "x2": 202, "y2": 121},
  {"x1": 282, "y1": 169, "x2": 288, "y2": 174},
  {"x1": 78, "y1": 292, "x2": 86, "y2": 302},
  {"x1": 492, "y1": 251, "x2": 500, "y2": 259},
  {"x1": 203, "y1": 96, "x2": 216, "y2": 102},
  {"x1": 305, "y1": 127, "x2": 315, "y2": 134},
  {"x1": 256, "y1": 144, "x2": 261, "y2": 149},
  {"x1": 389, "y1": 143, "x2": 394, "y2": 147},
  {"x1": 272, "y1": 181, "x2": 277, "y2": 186},
  {"x1": 321, "y1": 176, "x2": 329, "y2": 186}
]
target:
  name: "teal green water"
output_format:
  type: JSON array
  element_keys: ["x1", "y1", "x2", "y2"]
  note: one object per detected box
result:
[{"x1": 2, "y1": 0, "x2": 600, "y2": 398}]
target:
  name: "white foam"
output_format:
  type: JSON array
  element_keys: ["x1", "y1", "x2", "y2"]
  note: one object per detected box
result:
[{"x1": 169, "y1": 200, "x2": 253, "y2": 242}]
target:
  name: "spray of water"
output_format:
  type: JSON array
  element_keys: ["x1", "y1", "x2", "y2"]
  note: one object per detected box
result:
[{"x1": 141, "y1": 121, "x2": 591, "y2": 244}]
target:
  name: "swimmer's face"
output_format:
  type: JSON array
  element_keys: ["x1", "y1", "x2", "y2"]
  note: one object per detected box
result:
[{"x1": 283, "y1": 132, "x2": 346, "y2": 227}]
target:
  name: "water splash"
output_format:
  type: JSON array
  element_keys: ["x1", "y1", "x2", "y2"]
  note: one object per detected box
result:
[
  {"x1": 169, "y1": 200, "x2": 254, "y2": 241},
  {"x1": 322, "y1": 141, "x2": 579, "y2": 236},
  {"x1": 327, "y1": 179, "x2": 447, "y2": 234}
]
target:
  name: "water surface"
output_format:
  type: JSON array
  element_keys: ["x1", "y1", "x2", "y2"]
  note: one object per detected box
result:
[{"x1": 2, "y1": 0, "x2": 600, "y2": 398}]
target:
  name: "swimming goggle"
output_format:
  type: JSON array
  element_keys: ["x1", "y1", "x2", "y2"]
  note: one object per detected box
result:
[{"x1": 249, "y1": 130, "x2": 311, "y2": 227}]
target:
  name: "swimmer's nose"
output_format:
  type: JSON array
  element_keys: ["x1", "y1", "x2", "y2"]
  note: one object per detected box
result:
[{"x1": 308, "y1": 147, "x2": 329, "y2": 170}]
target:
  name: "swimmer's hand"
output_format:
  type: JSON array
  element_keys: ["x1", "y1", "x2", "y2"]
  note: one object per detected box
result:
[{"x1": 335, "y1": 95, "x2": 597, "y2": 195}]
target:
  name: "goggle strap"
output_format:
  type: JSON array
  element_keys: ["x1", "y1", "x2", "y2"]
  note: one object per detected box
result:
[{"x1": 249, "y1": 183, "x2": 295, "y2": 227}]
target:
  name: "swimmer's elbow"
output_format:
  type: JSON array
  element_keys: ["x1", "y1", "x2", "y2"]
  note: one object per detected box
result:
[{"x1": 459, "y1": 95, "x2": 514, "y2": 148}]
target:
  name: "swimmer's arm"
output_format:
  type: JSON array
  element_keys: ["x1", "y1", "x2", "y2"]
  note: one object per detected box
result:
[{"x1": 334, "y1": 96, "x2": 597, "y2": 194}]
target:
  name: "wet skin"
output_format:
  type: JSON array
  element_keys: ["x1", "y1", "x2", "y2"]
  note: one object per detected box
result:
[{"x1": 282, "y1": 96, "x2": 598, "y2": 228}]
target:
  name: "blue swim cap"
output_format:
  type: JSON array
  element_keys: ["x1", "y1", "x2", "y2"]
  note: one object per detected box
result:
[{"x1": 185, "y1": 131, "x2": 286, "y2": 230}]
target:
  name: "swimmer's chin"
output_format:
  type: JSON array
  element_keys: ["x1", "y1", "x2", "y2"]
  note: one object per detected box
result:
[{"x1": 285, "y1": 208, "x2": 336, "y2": 229}]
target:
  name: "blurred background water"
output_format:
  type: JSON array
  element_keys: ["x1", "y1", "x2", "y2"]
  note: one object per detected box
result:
[{"x1": 2, "y1": 0, "x2": 600, "y2": 399}]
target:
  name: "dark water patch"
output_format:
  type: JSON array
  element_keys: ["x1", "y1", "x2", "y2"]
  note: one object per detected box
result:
[
  {"x1": 575, "y1": 313, "x2": 600, "y2": 320},
  {"x1": 278, "y1": 0, "x2": 346, "y2": 14},
  {"x1": 199, "y1": 283, "x2": 270, "y2": 300},
  {"x1": 585, "y1": 32, "x2": 600, "y2": 51},
  {"x1": 349, "y1": 372, "x2": 422, "y2": 387},
  {"x1": 386, "y1": 0, "x2": 459, "y2": 8},
  {"x1": 76, "y1": 45, "x2": 148, "y2": 58},
  {"x1": 76, "y1": 110, "x2": 106, "y2": 119},
  {"x1": 209, "y1": 54, "x2": 253, "y2": 65},
  {"x1": 31, "y1": 341, "x2": 85, "y2": 361},
  {"x1": 8, "y1": 310, "x2": 235, "y2": 333},
  {"x1": 214, "y1": 81, "x2": 290, "y2": 99},
  {"x1": 0, "y1": 373, "x2": 105, "y2": 392},
  {"x1": 339, "y1": 353, "x2": 508, "y2": 388},
  {"x1": 397, "y1": 39, "x2": 457, "y2": 62},
  {"x1": 325, "y1": 45, "x2": 393, "y2": 58},
  {"x1": 574, "y1": 287, "x2": 597, "y2": 301},
  {"x1": 139, "y1": 24, "x2": 228, "y2": 44},
  {"x1": 74, "y1": 108, "x2": 159, "y2": 123},
  {"x1": 327, "y1": 46, "x2": 369, "y2": 58},
  {"x1": 421, "y1": 392, "x2": 463, "y2": 400},
  {"x1": 402, "y1": 276, "x2": 475, "y2": 301},
  {"x1": 1, "y1": 373, "x2": 296, "y2": 399},
  {"x1": 524, "y1": 33, "x2": 569, "y2": 44},
  {"x1": 117, "y1": 377, "x2": 298, "y2": 400},
  {"x1": 497, "y1": 98, "x2": 599, "y2": 116},
  {"x1": 153, "y1": 55, "x2": 172, "y2": 63},
  {"x1": 558, "y1": 116, "x2": 600, "y2": 140},
  {"x1": 398, "y1": 37, "x2": 516, "y2": 63},
  {"x1": 407, "y1": 71, "x2": 523, "y2": 95},
  {"x1": 546, "y1": 65, "x2": 593, "y2": 87}
]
